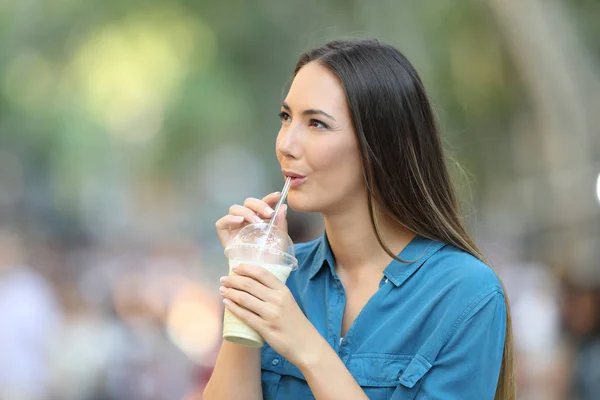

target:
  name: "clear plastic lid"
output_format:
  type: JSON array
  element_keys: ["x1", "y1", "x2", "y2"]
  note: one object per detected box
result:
[{"x1": 224, "y1": 223, "x2": 297, "y2": 268}]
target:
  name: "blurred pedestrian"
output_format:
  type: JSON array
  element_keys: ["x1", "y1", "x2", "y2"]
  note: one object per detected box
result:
[
  {"x1": 0, "y1": 229, "x2": 61, "y2": 400},
  {"x1": 560, "y1": 275, "x2": 600, "y2": 400}
]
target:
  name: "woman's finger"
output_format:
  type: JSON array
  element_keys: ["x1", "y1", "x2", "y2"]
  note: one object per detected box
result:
[
  {"x1": 243, "y1": 197, "x2": 276, "y2": 219},
  {"x1": 221, "y1": 287, "x2": 269, "y2": 318},
  {"x1": 274, "y1": 204, "x2": 288, "y2": 231},
  {"x1": 215, "y1": 215, "x2": 245, "y2": 231},
  {"x1": 228, "y1": 204, "x2": 263, "y2": 224},
  {"x1": 223, "y1": 298, "x2": 263, "y2": 332},
  {"x1": 231, "y1": 264, "x2": 284, "y2": 290},
  {"x1": 262, "y1": 191, "x2": 282, "y2": 207},
  {"x1": 261, "y1": 192, "x2": 287, "y2": 231},
  {"x1": 221, "y1": 274, "x2": 273, "y2": 303}
]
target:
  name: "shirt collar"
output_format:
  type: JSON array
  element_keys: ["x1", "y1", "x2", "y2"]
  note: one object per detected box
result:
[
  {"x1": 308, "y1": 232, "x2": 445, "y2": 287},
  {"x1": 308, "y1": 232, "x2": 336, "y2": 280},
  {"x1": 383, "y1": 235, "x2": 445, "y2": 287}
]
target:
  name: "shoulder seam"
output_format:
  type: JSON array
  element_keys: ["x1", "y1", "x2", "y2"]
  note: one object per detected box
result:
[{"x1": 441, "y1": 286, "x2": 504, "y2": 347}]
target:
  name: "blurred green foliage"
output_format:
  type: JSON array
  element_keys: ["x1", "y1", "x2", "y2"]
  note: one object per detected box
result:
[{"x1": 0, "y1": 0, "x2": 598, "y2": 241}]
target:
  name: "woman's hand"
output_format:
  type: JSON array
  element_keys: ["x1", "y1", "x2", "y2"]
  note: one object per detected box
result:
[
  {"x1": 215, "y1": 192, "x2": 287, "y2": 250},
  {"x1": 219, "y1": 263, "x2": 323, "y2": 368}
]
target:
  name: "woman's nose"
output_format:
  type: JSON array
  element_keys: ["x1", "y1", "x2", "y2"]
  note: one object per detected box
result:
[{"x1": 276, "y1": 128, "x2": 302, "y2": 160}]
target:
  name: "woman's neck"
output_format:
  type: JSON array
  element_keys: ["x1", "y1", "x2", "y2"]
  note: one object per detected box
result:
[{"x1": 323, "y1": 197, "x2": 415, "y2": 274}]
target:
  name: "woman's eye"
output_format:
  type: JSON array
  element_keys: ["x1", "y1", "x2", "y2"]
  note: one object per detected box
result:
[
  {"x1": 278, "y1": 112, "x2": 328, "y2": 129},
  {"x1": 309, "y1": 119, "x2": 328, "y2": 129},
  {"x1": 278, "y1": 111, "x2": 291, "y2": 122}
]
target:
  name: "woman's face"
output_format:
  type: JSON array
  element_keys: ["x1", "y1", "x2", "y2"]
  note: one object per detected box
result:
[{"x1": 276, "y1": 62, "x2": 365, "y2": 214}]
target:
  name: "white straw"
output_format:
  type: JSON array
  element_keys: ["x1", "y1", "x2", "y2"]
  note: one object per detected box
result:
[{"x1": 264, "y1": 177, "x2": 292, "y2": 244}]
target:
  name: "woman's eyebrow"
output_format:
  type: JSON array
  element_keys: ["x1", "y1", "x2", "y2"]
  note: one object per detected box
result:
[{"x1": 281, "y1": 101, "x2": 336, "y2": 121}]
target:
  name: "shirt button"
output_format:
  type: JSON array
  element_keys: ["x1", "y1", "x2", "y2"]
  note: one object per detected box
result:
[
  {"x1": 340, "y1": 338, "x2": 348, "y2": 346},
  {"x1": 271, "y1": 358, "x2": 280, "y2": 366}
]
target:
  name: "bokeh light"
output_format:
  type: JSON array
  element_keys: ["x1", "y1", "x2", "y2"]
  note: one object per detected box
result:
[{"x1": 166, "y1": 282, "x2": 221, "y2": 365}]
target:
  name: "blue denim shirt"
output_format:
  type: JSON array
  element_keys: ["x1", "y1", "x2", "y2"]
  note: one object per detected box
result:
[{"x1": 261, "y1": 233, "x2": 506, "y2": 399}]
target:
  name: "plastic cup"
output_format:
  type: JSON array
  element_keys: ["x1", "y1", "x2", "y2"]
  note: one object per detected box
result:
[{"x1": 222, "y1": 223, "x2": 298, "y2": 347}]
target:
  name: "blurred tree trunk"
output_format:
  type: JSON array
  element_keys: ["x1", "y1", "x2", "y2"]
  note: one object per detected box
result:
[{"x1": 486, "y1": 0, "x2": 600, "y2": 271}]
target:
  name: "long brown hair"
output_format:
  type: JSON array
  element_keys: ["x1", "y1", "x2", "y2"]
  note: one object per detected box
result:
[{"x1": 294, "y1": 39, "x2": 515, "y2": 400}]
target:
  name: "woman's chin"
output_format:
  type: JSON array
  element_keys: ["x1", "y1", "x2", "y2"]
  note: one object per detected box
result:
[{"x1": 287, "y1": 195, "x2": 316, "y2": 213}]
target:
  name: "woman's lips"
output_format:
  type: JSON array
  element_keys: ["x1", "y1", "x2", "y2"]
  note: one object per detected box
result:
[
  {"x1": 282, "y1": 170, "x2": 307, "y2": 188},
  {"x1": 288, "y1": 176, "x2": 306, "y2": 188}
]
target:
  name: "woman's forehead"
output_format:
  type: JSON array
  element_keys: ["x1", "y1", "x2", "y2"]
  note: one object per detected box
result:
[{"x1": 285, "y1": 63, "x2": 348, "y2": 115}]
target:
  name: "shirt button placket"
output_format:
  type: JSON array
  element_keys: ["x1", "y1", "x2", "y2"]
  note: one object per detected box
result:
[
  {"x1": 331, "y1": 273, "x2": 348, "y2": 358},
  {"x1": 339, "y1": 337, "x2": 350, "y2": 362}
]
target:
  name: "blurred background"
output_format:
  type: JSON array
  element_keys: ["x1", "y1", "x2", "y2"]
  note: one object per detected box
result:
[{"x1": 0, "y1": 0, "x2": 599, "y2": 399}]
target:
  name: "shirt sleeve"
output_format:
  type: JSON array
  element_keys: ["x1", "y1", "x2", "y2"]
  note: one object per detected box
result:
[{"x1": 394, "y1": 289, "x2": 507, "y2": 400}]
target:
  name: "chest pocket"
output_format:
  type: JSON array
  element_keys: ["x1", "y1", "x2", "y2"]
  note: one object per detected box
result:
[
  {"x1": 347, "y1": 353, "x2": 433, "y2": 400},
  {"x1": 262, "y1": 347, "x2": 432, "y2": 400},
  {"x1": 261, "y1": 345, "x2": 315, "y2": 400}
]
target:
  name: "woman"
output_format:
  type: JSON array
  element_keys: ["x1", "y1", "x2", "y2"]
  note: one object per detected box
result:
[{"x1": 204, "y1": 39, "x2": 515, "y2": 400}]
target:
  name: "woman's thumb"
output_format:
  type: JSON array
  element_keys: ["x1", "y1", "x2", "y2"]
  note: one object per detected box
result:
[{"x1": 276, "y1": 204, "x2": 288, "y2": 232}]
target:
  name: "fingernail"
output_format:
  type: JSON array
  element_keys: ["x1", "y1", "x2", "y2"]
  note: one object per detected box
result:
[
  {"x1": 219, "y1": 286, "x2": 226, "y2": 293},
  {"x1": 219, "y1": 276, "x2": 226, "y2": 283},
  {"x1": 232, "y1": 264, "x2": 239, "y2": 271},
  {"x1": 233, "y1": 216, "x2": 244, "y2": 222},
  {"x1": 223, "y1": 299, "x2": 231, "y2": 306},
  {"x1": 265, "y1": 207, "x2": 275, "y2": 216},
  {"x1": 274, "y1": 191, "x2": 281, "y2": 196},
  {"x1": 252, "y1": 215, "x2": 263, "y2": 223},
  {"x1": 283, "y1": 204, "x2": 288, "y2": 214}
]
